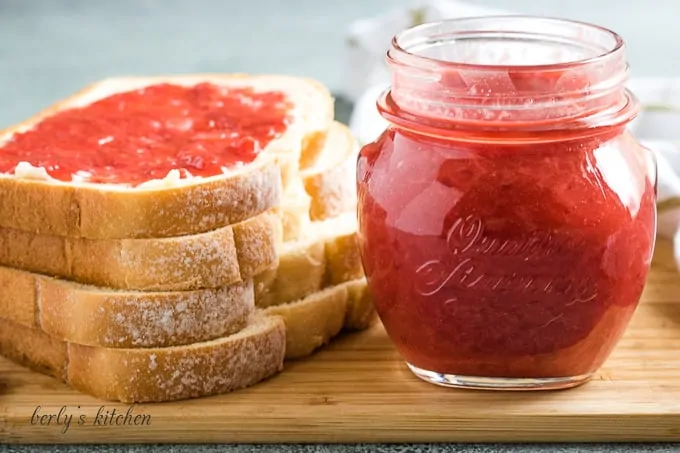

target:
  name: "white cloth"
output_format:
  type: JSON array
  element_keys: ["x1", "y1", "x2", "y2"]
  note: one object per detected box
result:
[{"x1": 345, "y1": 1, "x2": 680, "y2": 270}]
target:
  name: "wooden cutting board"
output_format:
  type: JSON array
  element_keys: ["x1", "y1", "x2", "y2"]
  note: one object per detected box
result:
[{"x1": 1, "y1": 239, "x2": 680, "y2": 444}]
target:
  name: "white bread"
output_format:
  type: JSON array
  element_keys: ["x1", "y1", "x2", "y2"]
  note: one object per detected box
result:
[
  {"x1": 263, "y1": 285, "x2": 347, "y2": 359},
  {"x1": 280, "y1": 179, "x2": 312, "y2": 242},
  {"x1": 321, "y1": 214, "x2": 364, "y2": 286},
  {"x1": 0, "y1": 277, "x2": 374, "y2": 391},
  {"x1": 300, "y1": 121, "x2": 358, "y2": 221},
  {"x1": 0, "y1": 317, "x2": 67, "y2": 381},
  {"x1": 341, "y1": 278, "x2": 378, "y2": 331},
  {"x1": 254, "y1": 236, "x2": 326, "y2": 309},
  {"x1": 0, "y1": 314, "x2": 286, "y2": 403},
  {"x1": 0, "y1": 266, "x2": 254, "y2": 349},
  {"x1": 254, "y1": 212, "x2": 363, "y2": 308},
  {"x1": 0, "y1": 241, "x2": 372, "y2": 356},
  {"x1": 0, "y1": 73, "x2": 375, "y2": 403},
  {"x1": 279, "y1": 121, "x2": 358, "y2": 240},
  {"x1": 261, "y1": 277, "x2": 374, "y2": 359},
  {"x1": 0, "y1": 74, "x2": 333, "y2": 239},
  {"x1": 0, "y1": 209, "x2": 282, "y2": 291}
]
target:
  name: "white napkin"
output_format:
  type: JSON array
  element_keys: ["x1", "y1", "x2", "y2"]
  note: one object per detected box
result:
[{"x1": 344, "y1": 1, "x2": 680, "y2": 271}]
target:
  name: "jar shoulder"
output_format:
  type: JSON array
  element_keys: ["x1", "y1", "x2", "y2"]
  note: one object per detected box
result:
[{"x1": 358, "y1": 127, "x2": 656, "y2": 233}]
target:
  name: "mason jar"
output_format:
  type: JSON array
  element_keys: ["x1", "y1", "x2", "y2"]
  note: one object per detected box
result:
[{"x1": 357, "y1": 16, "x2": 658, "y2": 390}]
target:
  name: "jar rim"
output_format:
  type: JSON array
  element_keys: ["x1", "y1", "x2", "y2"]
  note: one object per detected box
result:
[
  {"x1": 384, "y1": 15, "x2": 635, "y2": 134},
  {"x1": 391, "y1": 15, "x2": 625, "y2": 72},
  {"x1": 377, "y1": 87, "x2": 639, "y2": 143}
]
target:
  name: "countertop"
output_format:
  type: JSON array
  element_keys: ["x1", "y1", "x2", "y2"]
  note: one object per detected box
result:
[
  {"x1": 1, "y1": 446, "x2": 680, "y2": 453},
  {"x1": 1, "y1": 0, "x2": 679, "y2": 451}
]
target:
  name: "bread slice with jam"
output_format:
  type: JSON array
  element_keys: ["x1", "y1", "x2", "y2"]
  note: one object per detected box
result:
[{"x1": 0, "y1": 74, "x2": 333, "y2": 240}]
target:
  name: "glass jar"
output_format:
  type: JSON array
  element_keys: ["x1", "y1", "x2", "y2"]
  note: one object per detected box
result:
[{"x1": 357, "y1": 16, "x2": 657, "y2": 390}]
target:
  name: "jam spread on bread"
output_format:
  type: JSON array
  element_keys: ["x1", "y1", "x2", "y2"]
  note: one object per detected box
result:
[{"x1": 0, "y1": 83, "x2": 292, "y2": 186}]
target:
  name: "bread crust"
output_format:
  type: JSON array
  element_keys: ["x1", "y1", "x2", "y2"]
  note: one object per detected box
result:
[
  {"x1": 260, "y1": 278, "x2": 375, "y2": 359},
  {"x1": 254, "y1": 238, "x2": 327, "y2": 308},
  {"x1": 0, "y1": 210, "x2": 281, "y2": 291},
  {"x1": 0, "y1": 317, "x2": 67, "y2": 381},
  {"x1": 324, "y1": 226, "x2": 364, "y2": 286},
  {"x1": 263, "y1": 285, "x2": 348, "y2": 359},
  {"x1": 0, "y1": 315, "x2": 286, "y2": 403},
  {"x1": 280, "y1": 122, "x2": 359, "y2": 240},
  {"x1": 0, "y1": 277, "x2": 374, "y2": 401},
  {"x1": 254, "y1": 213, "x2": 363, "y2": 308},
  {"x1": 280, "y1": 180, "x2": 312, "y2": 242},
  {"x1": 0, "y1": 266, "x2": 256, "y2": 348},
  {"x1": 301, "y1": 122, "x2": 358, "y2": 221},
  {"x1": 0, "y1": 157, "x2": 283, "y2": 240},
  {"x1": 342, "y1": 278, "x2": 378, "y2": 331},
  {"x1": 67, "y1": 315, "x2": 285, "y2": 403}
]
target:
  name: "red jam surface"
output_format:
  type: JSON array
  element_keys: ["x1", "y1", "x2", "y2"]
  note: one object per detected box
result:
[
  {"x1": 0, "y1": 83, "x2": 293, "y2": 186},
  {"x1": 358, "y1": 118, "x2": 656, "y2": 379}
]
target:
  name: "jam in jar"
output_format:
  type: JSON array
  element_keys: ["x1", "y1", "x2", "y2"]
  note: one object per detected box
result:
[{"x1": 357, "y1": 17, "x2": 657, "y2": 390}]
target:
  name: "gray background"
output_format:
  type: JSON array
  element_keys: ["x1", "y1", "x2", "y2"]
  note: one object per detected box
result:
[
  {"x1": 0, "y1": 0, "x2": 679, "y2": 127},
  {"x1": 1, "y1": 0, "x2": 679, "y2": 451}
]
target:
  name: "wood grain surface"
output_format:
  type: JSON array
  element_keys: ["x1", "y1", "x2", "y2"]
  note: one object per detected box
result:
[{"x1": 1, "y1": 239, "x2": 679, "y2": 444}]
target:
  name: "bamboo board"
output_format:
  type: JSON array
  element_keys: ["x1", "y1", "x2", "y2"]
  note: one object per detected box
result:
[{"x1": 1, "y1": 240, "x2": 680, "y2": 444}]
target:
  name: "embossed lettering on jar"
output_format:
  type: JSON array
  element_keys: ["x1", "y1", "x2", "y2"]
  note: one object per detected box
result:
[{"x1": 357, "y1": 17, "x2": 657, "y2": 390}]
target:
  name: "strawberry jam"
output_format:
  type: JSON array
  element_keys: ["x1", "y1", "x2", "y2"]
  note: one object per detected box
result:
[
  {"x1": 0, "y1": 83, "x2": 293, "y2": 186},
  {"x1": 357, "y1": 17, "x2": 657, "y2": 390}
]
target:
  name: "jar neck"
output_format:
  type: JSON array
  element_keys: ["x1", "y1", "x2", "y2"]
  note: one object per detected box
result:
[{"x1": 381, "y1": 16, "x2": 639, "y2": 141}]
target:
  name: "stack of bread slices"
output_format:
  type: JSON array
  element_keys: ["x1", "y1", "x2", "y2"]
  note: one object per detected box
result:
[{"x1": 0, "y1": 74, "x2": 374, "y2": 403}]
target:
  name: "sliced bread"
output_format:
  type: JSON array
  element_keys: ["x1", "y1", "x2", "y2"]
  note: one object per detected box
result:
[
  {"x1": 0, "y1": 265, "x2": 255, "y2": 348},
  {"x1": 280, "y1": 179, "x2": 312, "y2": 242},
  {"x1": 300, "y1": 121, "x2": 358, "y2": 221},
  {"x1": 261, "y1": 278, "x2": 375, "y2": 359},
  {"x1": 0, "y1": 317, "x2": 67, "y2": 381},
  {"x1": 254, "y1": 236, "x2": 326, "y2": 309},
  {"x1": 341, "y1": 278, "x2": 378, "y2": 331},
  {"x1": 0, "y1": 209, "x2": 281, "y2": 291},
  {"x1": 0, "y1": 74, "x2": 333, "y2": 239},
  {"x1": 254, "y1": 212, "x2": 363, "y2": 308},
  {"x1": 0, "y1": 314, "x2": 286, "y2": 403},
  {"x1": 278, "y1": 122, "x2": 358, "y2": 241}
]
